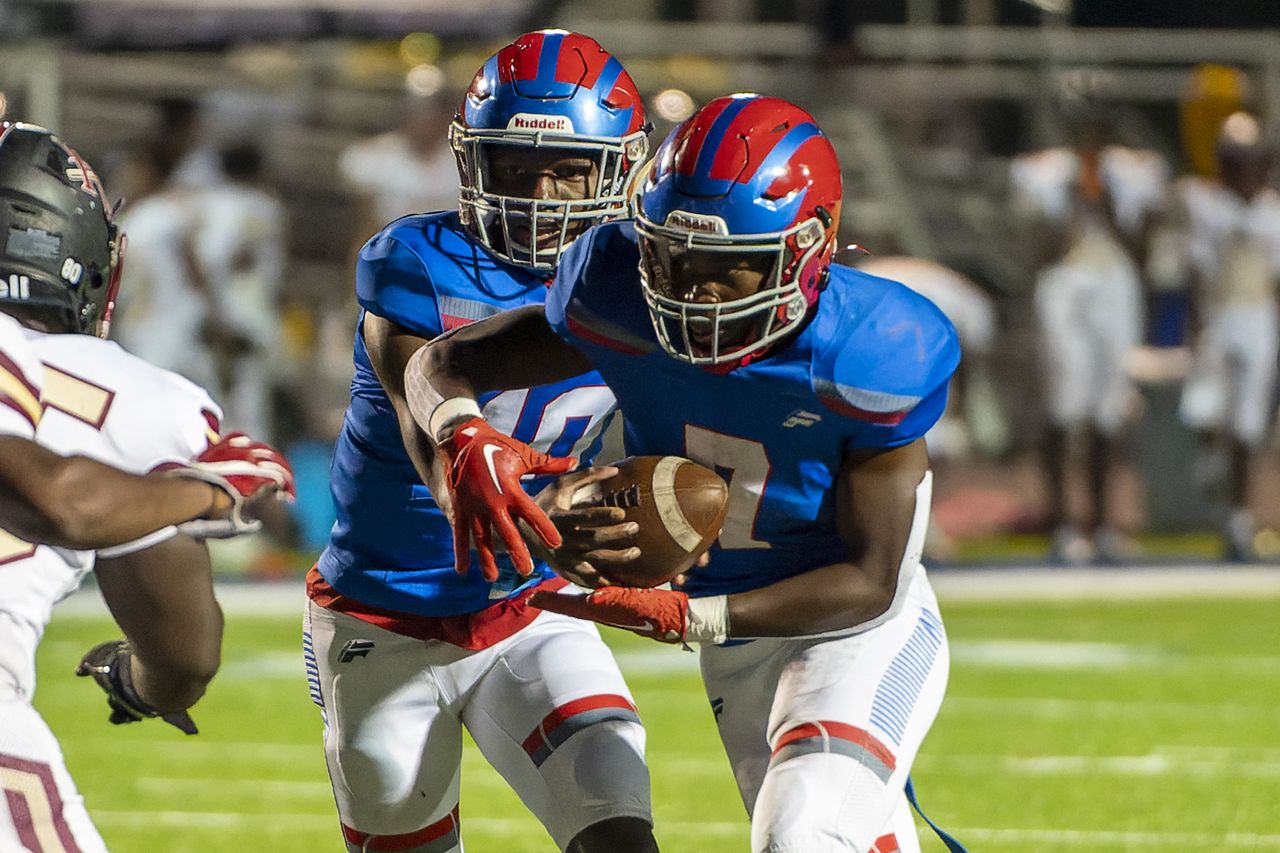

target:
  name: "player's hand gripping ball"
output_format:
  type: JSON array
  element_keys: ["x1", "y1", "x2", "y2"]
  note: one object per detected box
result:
[{"x1": 569, "y1": 456, "x2": 728, "y2": 587}]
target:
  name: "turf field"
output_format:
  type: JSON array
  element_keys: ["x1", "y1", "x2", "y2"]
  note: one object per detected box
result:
[{"x1": 33, "y1": 570, "x2": 1280, "y2": 852}]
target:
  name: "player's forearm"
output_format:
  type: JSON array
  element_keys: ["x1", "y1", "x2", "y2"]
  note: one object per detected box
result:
[
  {"x1": 0, "y1": 442, "x2": 226, "y2": 549},
  {"x1": 726, "y1": 444, "x2": 927, "y2": 637},
  {"x1": 97, "y1": 536, "x2": 223, "y2": 713},
  {"x1": 404, "y1": 305, "x2": 593, "y2": 443},
  {"x1": 405, "y1": 340, "x2": 483, "y2": 443},
  {"x1": 725, "y1": 560, "x2": 899, "y2": 637},
  {"x1": 128, "y1": 636, "x2": 221, "y2": 712},
  {"x1": 51, "y1": 463, "x2": 225, "y2": 549}
]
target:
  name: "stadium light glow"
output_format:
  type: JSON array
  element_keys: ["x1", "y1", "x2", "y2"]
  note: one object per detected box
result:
[
  {"x1": 653, "y1": 88, "x2": 695, "y2": 123},
  {"x1": 1221, "y1": 111, "x2": 1261, "y2": 146},
  {"x1": 405, "y1": 63, "x2": 445, "y2": 98},
  {"x1": 399, "y1": 32, "x2": 441, "y2": 67}
]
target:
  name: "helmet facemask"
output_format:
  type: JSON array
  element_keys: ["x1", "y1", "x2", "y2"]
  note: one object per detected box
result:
[
  {"x1": 91, "y1": 228, "x2": 125, "y2": 339},
  {"x1": 452, "y1": 123, "x2": 647, "y2": 270},
  {"x1": 637, "y1": 212, "x2": 829, "y2": 367}
]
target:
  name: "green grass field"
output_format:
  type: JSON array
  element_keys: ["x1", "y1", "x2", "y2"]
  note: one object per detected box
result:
[{"x1": 33, "y1": 581, "x2": 1280, "y2": 852}]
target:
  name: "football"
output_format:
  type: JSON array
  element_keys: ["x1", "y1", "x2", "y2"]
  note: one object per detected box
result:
[{"x1": 573, "y1": 456, "x2": 729, "y2": 587}]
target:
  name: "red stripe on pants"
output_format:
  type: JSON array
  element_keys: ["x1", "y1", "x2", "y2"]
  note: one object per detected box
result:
[
  {"x1": 341, "y1": 805, "x2": 458, "y2": 851},
  {"x1": 772, "y1": 721, "x2": 897, "y2": 771}
]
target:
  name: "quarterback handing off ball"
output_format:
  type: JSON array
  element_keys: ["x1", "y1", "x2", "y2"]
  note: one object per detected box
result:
[{"x1": 575, "y1": 456, "x2": 728, "y2": 587}]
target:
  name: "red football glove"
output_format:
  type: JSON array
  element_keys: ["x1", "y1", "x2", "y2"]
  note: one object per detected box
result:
[
  {"x1": 441, "y1": 417, "x2": 576, "y2": 581},
  {"x1": 530, "y1": 586, "x2": 689, "y2": 644},
  {"x1": 170, "y1": 432, "x2": 296, "y2": 538}
]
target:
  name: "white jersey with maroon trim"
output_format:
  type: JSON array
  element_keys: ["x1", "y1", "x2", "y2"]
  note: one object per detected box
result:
[
  {"x1": 0, "y1": 313, "x2": 43, "y2": 439},
  {"x1": 0, "y1": 332, "x2": 221, "y2": 700}
]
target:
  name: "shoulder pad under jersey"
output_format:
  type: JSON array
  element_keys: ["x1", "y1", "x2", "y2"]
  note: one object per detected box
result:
[
  {"x1": 546, "y1": 221, "x2": 657, "y2": 355},
  {"x1": 811, "y1": 265, "x2": 961, "y2": 448}
]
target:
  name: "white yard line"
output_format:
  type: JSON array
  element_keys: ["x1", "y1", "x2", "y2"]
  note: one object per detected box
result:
[
  {"x1": 928, "y1": 565, "x2": 1280, "y2": 601},
  {"x1": 950, "y1": 828, "x2": 1280, "y2": 847},
  {"x1": 946, "y1": 695, "x2": 1280, "y2": 721},
  {"x1": 917, "y1": 752, "x2": 1280, "y2": 778},
  {"x1": 64, "y1": 740, "x2": 322, "y2": 762},
  {"x1": 48, "y1": 565, "x2": 1280, "y2": 621},
  {"x1": 133, "y1": 777, "x2": 334, "y2": 797}
]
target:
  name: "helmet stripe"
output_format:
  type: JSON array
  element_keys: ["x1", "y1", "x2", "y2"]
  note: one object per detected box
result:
[
  {"x1": 709, "y1": 109, "x2": 820, "y2": 186},
  {"x1": 674, "y1": 96, "x2": 735, "y2": 178},
  {"x1": 593, "y1": 56, "x2": 624, "y2": 99},
  {"x1": 751, "y1": 122, "x2": 823, "y2": 189},
  {"x1": 688, "y1": 96, "x2": 751, "y2": 182},
  {"x1": 557, "y1": 32, "x2": 612, "y2": 90},
  {"x1": 498, "y1": 31, "x2": 545, "y2": 84},
  {"x1": 535, "y1": 31, "x2": 564, "y2": 85}
]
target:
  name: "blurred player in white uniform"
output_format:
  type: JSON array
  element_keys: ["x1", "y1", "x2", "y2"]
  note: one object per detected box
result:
[
  {"x1": 0, "y1": 123, "x2": 294, "y2": 852},
  {"x1": 110, "y1": 146, "x2": 216, "y2": 391},
  {"x1": 1011, "y1": 112, "x2": 1167, "y2": 563},
  {"x1": 192, "y1": 143, "x2": 286, "y2": 439},
  {"x1": 858, "y1": 256, "x2": 1004, "y2": 459},
  {"x1": 338, "y1": 89, "x2": 460, "y2": 256},
  {"x1": 1177, "y1": 112, "x2": 1280, "y2": 560}
]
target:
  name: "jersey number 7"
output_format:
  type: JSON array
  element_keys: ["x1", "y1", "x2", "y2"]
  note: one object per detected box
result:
[{"x1": 685, "y1": 425, "x2": 771, "y2": 551}]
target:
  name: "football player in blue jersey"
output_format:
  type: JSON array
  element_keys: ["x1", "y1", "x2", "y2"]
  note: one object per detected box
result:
[
  {"x1": 304, "y1": 30, "x2": 662, "y2": 853},
  {"x1": 405, "y1": 95, "x2": 964, "y2": 853}
]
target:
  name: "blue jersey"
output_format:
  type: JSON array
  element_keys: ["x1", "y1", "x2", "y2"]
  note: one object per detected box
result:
[
  {"x1": 546, "y1": 221, "x2": 959, "y2": 597},
  {"x1": 319, "y1": 212, "x2": 617, "y2": 616}
]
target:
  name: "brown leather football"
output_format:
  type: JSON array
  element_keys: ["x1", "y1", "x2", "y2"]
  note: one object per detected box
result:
[{"x1": 573, "y1": 456, "x2": 729, "y2": 587}]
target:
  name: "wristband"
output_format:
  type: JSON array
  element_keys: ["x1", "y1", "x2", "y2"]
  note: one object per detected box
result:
[
  {"x1": 428, "y1": 398, "x2": 484, "y2": 444},
  {"x1": 685, "y1": 594, "x2": 730, "y2": 644}
]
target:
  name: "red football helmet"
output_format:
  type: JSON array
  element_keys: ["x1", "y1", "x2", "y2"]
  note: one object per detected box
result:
[
  {"x1": 636, "y1": 94, "x2": 842, "y2": 368},
  {"x1": 451, "y1": 30, "x2": 649, "y2": 270}
]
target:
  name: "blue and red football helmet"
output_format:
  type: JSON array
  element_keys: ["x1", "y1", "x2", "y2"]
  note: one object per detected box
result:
[
  {"x1": 452, "y1": 30, "x2": 649, "y2": 270},
  {"x1": 636, "y1": 94, "x2": 842, "y2": 368},
  {"x1": 0, "y1": 123, "x2": 124, "y2": 338}
]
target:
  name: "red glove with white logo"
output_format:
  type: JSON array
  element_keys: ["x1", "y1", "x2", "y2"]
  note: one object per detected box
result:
[
  {"x1": 530, "y1": 586, "x2": 691, "y2": 644},
  {"x1": 441, "y1": 417, "x2": 576, "y2": 581},
  {"x1": 171, "y1": 432, "x2": 296, "y2": 538}
]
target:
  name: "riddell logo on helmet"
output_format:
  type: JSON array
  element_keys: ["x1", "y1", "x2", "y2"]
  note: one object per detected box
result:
[
  {"x1": 508, "y1": 113, "x2": 575, "y2": 132},
  {"x1": 665, "y1": 211, "x2": 729, "y2": 235}
]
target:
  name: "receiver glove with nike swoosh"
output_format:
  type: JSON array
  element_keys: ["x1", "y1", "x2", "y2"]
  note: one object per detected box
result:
[{"x1": 439, "y1": 417, "x2": 576, "y2": 582}]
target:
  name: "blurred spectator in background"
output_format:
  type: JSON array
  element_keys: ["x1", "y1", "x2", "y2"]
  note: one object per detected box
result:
[
  {"x1": 338, "y1": 89, "x2": 458, "y2": 256},
  {"x1": 111, "y1": 144, "x2": 220, "y2": 392},
  {"x1": 153, "y1": 96, "x2": 224, "y2": 188},
  {"x1": 1176, "y1": 112, "x2": 1280, "y2": 561},
  {"x1": 857, "y1": 255, "x2": 1007, "y2": 460},
  {"x1": 858, "y1": 255, "x2": 1008, "y2": 560},
  {"x1": 1011, "y1": 103, "x2": 1168, "y2": 564},
  {"x1": 114, "y1": 136, "x2": 297, "y2": 557},
  {"x1": 191, "y1": 142, "x2": 286, "y2": 440}
]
